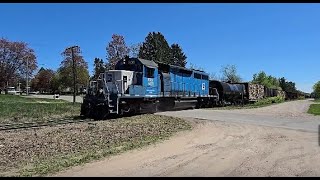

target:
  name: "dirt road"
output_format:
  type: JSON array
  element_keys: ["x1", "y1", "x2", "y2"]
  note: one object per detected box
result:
[
  {"x1": 157, "y1": 99, "x2": 320, "y2": 133},
  {"x1": 54, "y1": 100, "x2": 320, "y2": 177}
]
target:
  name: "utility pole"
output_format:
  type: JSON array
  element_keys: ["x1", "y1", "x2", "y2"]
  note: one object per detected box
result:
[
  {"x1": 71, "y1": 47, "x2": 76, "y2": 104},
  {"x1": 26, "y1": 56, "x2": 29, "y2": 96},
  {"x1": 65, "y1": 46, "x2": 80, "y2": 105},
  {"x1": 64, "y1": 46, "x2": 81, "y2": 104}
]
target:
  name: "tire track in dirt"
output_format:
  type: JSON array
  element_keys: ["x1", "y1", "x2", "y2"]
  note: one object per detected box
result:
[{"x1": 54, "y1": 118, "x2": 320, "y2": 177}]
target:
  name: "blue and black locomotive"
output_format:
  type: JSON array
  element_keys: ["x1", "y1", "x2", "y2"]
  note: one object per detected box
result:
[
  {"x1": 81, "y1": 57, "x2": 297, "y2": 120},
  {"x1": 81, "y1": 57, "x2": 219, "y2": 119}
]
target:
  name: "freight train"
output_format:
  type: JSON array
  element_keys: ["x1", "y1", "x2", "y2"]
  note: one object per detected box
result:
[{"x1": 80, "y1": 57, "x2": 302, "y2": 119}]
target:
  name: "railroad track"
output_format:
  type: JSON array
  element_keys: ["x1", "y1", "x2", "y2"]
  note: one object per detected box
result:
[{"x1": 0, "y1": 117, "x2": 95, "y2": 131}]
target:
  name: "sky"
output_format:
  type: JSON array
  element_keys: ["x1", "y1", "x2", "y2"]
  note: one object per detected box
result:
[{"x1": 0, "y1": 3, "x2": 319, "y2": 93}]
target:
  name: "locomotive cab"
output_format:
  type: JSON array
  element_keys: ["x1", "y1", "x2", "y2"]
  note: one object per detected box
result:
[{"x1": 104, "y1": 70, "x2": 134, "y2": 95}]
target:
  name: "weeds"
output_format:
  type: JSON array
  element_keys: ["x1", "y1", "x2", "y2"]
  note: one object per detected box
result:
[
  {"x1": 0, "y1": 95, "x2": 80, "y2": 123},
  {"x1": 253, "y1": 96, "x2": 285, "y2": 106},
  {"x1": 307, "y1": 104, "x2": 320, "y2": 115},
  {"x1": 0, "y1": 114, "x2": 191, "y2": 177}
]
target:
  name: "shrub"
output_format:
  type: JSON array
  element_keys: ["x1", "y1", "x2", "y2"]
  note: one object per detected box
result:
[{"x1": 254, "y1": 96, "x2": 284, "y2": 106}]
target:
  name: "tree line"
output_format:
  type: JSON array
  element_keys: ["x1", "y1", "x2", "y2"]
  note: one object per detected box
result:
[
  {"x1": 0, "y1": 33, "x2": 315, "y2": 96},
  {"x1": 251, "y1": 71, "x2": 299, "y2": 93},
  {"x1": 0, "y1": 32, "x2": 188, "y2": 94}
]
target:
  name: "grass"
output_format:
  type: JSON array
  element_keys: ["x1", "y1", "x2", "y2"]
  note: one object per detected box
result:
[
  {"x1": 209, "y1": 96, "x2": 285, "y2": 110},
  {"x1": 313, "y1": 99, "x2": 320, "y2": 103},
  {"x1": 0, "y1": 114, "x2": 191, "y2": 177},
  {"x1": 307, "y1": 104, "x2": 320, "y2": 115},
  {"x1": 252, "y1": 96, "x2": 285, "y2": 106},
  {"x1": 0, "y1": 94, "x2": 80, "y2": 124}
]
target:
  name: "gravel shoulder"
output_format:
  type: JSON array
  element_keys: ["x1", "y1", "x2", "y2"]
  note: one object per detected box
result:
[
  {"x1": 54, "y1": 99, "x2": 320, "y2": 177},
  {"x1": 55, "y1": 119, "x2": 320, "y2": 177}
]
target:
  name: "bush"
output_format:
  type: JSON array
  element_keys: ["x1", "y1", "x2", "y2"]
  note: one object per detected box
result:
[
  {"x1": 308, "y1": 104, "x2": 320, "y2": 115},
  {"x1": 254, "y1": 96, "x2": 285, "y2": 106}
]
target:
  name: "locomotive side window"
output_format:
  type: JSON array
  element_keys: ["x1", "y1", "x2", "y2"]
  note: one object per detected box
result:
[
  {"x1": 107, "y1": 74, "x2": 113, "y2": 82},
  {"x1": 136, "y1": 64, "x2": 143, "y2": 72},
  {"x1": 146, "y1": 67, "x2": 155, "y2": 78},
  {"x1": 202, "y1": 75, "x2": 209, "y2": 80},
  {"x1": 133, "y1": 72, "x2": 142, "y2": 85},
  {"x1": 194, "y1": 73, "x2": 201, "y2": 79}
]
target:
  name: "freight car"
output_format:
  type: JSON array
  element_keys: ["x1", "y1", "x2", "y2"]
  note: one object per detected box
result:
[
  {"x1": 209, "y1": 80, "x2": 245, "y2": 106},
  {"x1": 81, "y1": 57, "x2": 218, "y2": 119},
  {"x1": 231, "y1": 82, "x2": 265, "y2": 103}
]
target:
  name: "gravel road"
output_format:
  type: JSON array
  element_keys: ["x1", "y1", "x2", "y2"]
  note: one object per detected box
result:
[
  {"x1": 157, "y1": 99, "x2": 320, "y2": 133},
  {"x1": 54, "y1": 99, "x2": 320, "y2": 177}
]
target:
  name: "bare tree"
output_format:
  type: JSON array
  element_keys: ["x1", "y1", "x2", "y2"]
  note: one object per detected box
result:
[
  {"x1": 129, "y1": 42, "x2": 142, "y2": 58},
  {"x1": 0, "y1": 38, "x2": 37, "y2": 89},
  {"x1": 220, "y1": 64, "x2": 242, "y2": 83},
  {"x1": 106, "y1": 34, "x2": 129, "y2": 70},
  {"x1": 209, "y1": 72, "x2": 219, "y2": 80},
  {"x1": 188, "y1": 63, "x2": 205, "y2": 71},
  {"x1": 59, "y1": 46, "x2": 89, "y2": 93}
]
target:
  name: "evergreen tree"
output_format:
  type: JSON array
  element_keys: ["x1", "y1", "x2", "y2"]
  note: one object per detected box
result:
[
  {"x1": 170, "y1": 43, "x2": 187, "y2": 67},
  {"x1": 138, "y1": 32, "x2": 171, "y2": 64},
  {"x1": 93, "y1": 58, "x2": 105, "y2": 79}
]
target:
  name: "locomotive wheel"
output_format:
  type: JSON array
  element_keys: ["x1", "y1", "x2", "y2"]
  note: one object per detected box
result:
[
  {"x1": 221, "y1": 100, "x2": 226, "y2": 107},
  {"x1": 81, "y1": 101, "x2": 93, "y2": 119},
  {"x1": 151, "y1": 102, "x2": 158, "y2": 113},
  {"x1": 93, "y1": 105, "x2": 109, "y2": 120}
]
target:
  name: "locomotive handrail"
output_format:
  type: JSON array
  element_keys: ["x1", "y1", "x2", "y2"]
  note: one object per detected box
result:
[
  {"x1": 101, "y1": 72, "x2": 109, "y2": 95},
  {"x1": 115, "y1": 80, "x2": 121, "y2": 94},
  {"x1": 104, "y1": 77, "x2": 109, "y2": 94}
]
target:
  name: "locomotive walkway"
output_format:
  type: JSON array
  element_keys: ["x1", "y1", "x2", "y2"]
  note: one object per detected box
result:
[{"x1": 54, "y1": 99, "x2": 320, "y2": 177}]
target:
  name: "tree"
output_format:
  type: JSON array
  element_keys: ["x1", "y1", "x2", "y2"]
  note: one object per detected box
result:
[
  {"x1": 58, "y1": 46, "x2": 90, "y2": 93},
  {"x1": 138, "y1": 32, "x2": 171, "y2": 64},
  {"x1": 188, "y1": 63, "x2": 205, "y2": 71},
  {"x1": 170, "y1": 43, "x2": 187, "y2": 67},
  {"x1": 0, "y1": 38, "x2": 37, "y2": 89},
  {"x1": 106, "y1": 34, "x2": 129, "y2": 70},
  {"x1": 220, "y1": 64, "x2": 242, "y2": 83},
  {"x1": 313, "y1": 81, "x2": 320, "y2": 98},
  {"x1": 31, "y1": 67, "x2": 55, "y2": 93},
  {"x1": 279, "y1": 77, "x2": 286, "y2": 90},
  {"x1": 93, "y1": 58, "x2": 105, "y2": 79},
  {"x1": 50, "y1": 73, "x2": 61, "y2": 94},
  {"x1": 129, "y1": 42, "x2": 142, "y2": 58},
  {"x1": 279, "y1": 77, "x2": 297, "y2": 92},
  {"x1": 209, "y1": 72, "x2": 219, "y2": 80},
  {"x1": 252, "y1": 71, "x2": 280, "y2": 89}
]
